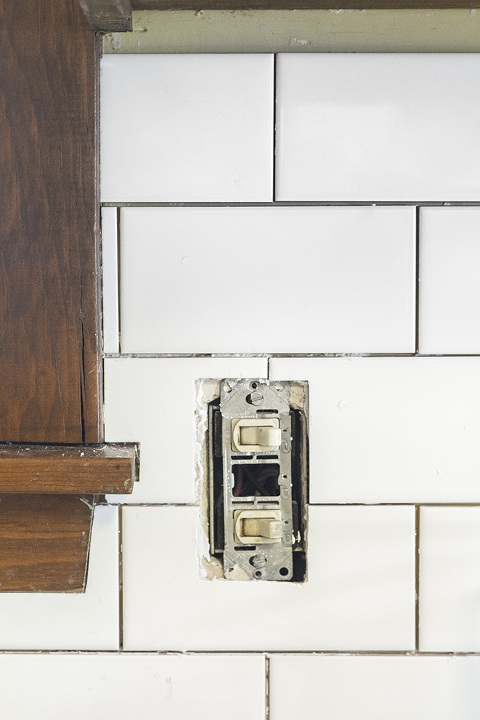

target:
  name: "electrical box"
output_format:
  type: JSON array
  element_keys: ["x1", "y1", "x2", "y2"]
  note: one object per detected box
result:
[{"x1": 205, "y1": 379, "x2": 308, "y2": 582}]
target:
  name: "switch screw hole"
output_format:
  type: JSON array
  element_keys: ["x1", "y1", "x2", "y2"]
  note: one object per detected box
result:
[{"x1": 279, "y1": 567, "x2": 289, "y2": 576}]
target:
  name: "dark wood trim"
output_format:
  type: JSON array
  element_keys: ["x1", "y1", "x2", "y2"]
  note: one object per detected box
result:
[
  {"x1": 79, "y1": 0, "x2": 133, "y2": 32},
  {"x1": 0, "y1": 444, "x2": 138, "y2": 495},
  {"x1": 0, "y1": 495, "x2": 94, "y2": 592},
  {"x1": 131, "y1": 1, "x2": 480, "y2": 8},
  {"x1": 0, "y1": 0, "x2": 106, "y2": 592},
  {"x1": 0, "y1": 0, "x2": 102, "y2": 445}
]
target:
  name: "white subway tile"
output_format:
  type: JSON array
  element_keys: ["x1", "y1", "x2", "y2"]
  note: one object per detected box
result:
[
  {"x1": 419, "y1": 208, "x2": 480, "y2": 354},
  {"x1": 271, "y1": 357, "x2": 480, "y2": 503},
  {"x1": 270, "y1": 655, "x2": 480, "y2": 720},
  {"x1": 0, "y1": 653, "x2": 265, "y2": 720},
  {"x1": 100, "y1": 55, "x2": 273, "y2": 202},
  {"x1": 104, "y1": 357, "x2": 267, "y2": 504},
  {"x1": 122, "y1": 505, "x2": 415, "y2": 651},
  {"x1": 119, "y1": 206, "x2": 415, "y2": 354},
  {"x1": 101, "y1": 207, "x2": 119, "y2": 354},
  {"x1": 276, "y1": 54, "x2": 480, "y2": 201},
  {"x1": 420, "y1": 507, "x2": 480, "y2": 652},
  {"x1": 0, "y1": 505, "x2": 119, "y2": 650}
]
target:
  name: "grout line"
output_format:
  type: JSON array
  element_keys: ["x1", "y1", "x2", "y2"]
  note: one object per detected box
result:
[
  {"x1": 307, "y1": 502, "x2": 480, "y2": 507},
  {"x1": 109, "y1": 502, "x2": 196, "y2": 508},
  {"x1": 272, "y1": 54, "x2": 277, "y2": 204},
  {"x1": 116, "y1": 206, "x2": 122, "y2": 355},
  {"x1": 415, "y1": 505, "x2": 421, "y2": 653},
  {"x1": 415, "y1": 206, "x2": 420, "y2": 354},
  {"x1": 108, "y1": 501, "x2": 480, "y2": 508},
  {"x1": 102, "y1": 352, "x2": 480, "y2": 359},
  {"x1": 101, "y1": 201, "x2": 480, "y2": 208},
  {"x1": 3, "y1": 649, "x2": 480, "y2": 656},
  {"x1": 118, "y1": 505, "x2": 124, "y2": 651},
  {"x1": 265, "y1": 654, "x2": 271, "y2": 720}
]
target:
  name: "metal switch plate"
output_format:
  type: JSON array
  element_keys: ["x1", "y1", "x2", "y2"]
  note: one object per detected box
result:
[{"x1": 207, "y1": 379, "x2": 308, "y2": 582}]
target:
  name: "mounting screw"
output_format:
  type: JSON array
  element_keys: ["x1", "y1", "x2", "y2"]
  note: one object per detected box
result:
[{"x1": 249, "y1": 554, "x2": 267, "y2": 569}]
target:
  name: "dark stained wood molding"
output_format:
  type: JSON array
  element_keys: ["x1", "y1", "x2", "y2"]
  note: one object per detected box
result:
[
  {"x1": 0, "y1": 0, "x2": 120, "y2": 593},
  {"x1": 0, "y1": 444, "x2": 138, "y2": 495},
  {"x1": 131, "y1": 1, "x2": 480, "y2": 8},
  {"x1": 0, "y1": 495, "x2": 94, "y2": 593},
  {"x1": 79, "y1": 0, "x2": 133, "y2": 32},
  {"x1": 1, "y1": 0, "x2": 102, "y2": 446}
]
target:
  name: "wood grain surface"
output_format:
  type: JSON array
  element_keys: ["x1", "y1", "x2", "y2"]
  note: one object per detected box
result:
[
  {"x1": 0, "y1": 0, "x2": 103, "y2": 592},
  {"x1": 0, "y1": 444, "x2": 138, "y2": 495},
  {"x1": 0, "y1": 0, "x2": 101, "y2": 444},
  {"x1": 0, "y1": 495, "x2": 94, "y2": 592}
]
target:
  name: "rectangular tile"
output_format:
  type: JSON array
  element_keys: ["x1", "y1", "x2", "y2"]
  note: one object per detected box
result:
[
  {"x1": 0, "y1": 505, "x2": 119, "y2": 650},
  {"x1": 419, "y1": 208, "x2": 480, "y2": 354},
  {"x1": 101, "y1": 207, "x2": 119, "y2": 354},
  {"x1": 119, "y1": 206, "x2": 415, "y2": 354},
  {"x1": 276, "y1": 54, "x2": 480, "y2": 201},
  {"x1": 100, "y1": 54, "x2": 273, "y2": 202},
  {"x1": 270, "y1": 655, "x2": 480, "y2": 720},
  {"x1": 0, "y1": 653, "x2": 265, "y2": 720},
  {"x1": 104, "y1": 357, "x2": 267, "y2": 504},
  {"x1": 271, "y1": 357, "x2": 480, "y2": 504},
  {"x1": 122, "y1": 505, "x2": 415, "y2": 651},
  {"x1": 420, "y1": 507, "x2": 480, "y2": 652}
]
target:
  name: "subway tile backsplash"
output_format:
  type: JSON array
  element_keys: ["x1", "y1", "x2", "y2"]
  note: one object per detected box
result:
[
  {"x1": 275, "y1": 53, "x2": 480, "y2": 201},
  {"x1": 419, "y1": 207, "x2": 480, "y2": 354},
  {"x1": 269, "y1": 655, "x2": 480, "y2": 720},
  {"x1": 100, "y1": 54, "x2": 274, "y2": 202},
  {"x1": 117, "y1": 205, "x2": 415, "y2": 354},
  {"x1": 270, "y1": 356, "x2": 480, "y2": 504},
  {"x1": 4, "y1": 51, "x2": 480, "y2": 719},
  {"x1": 420, "y1": 507, "x2": 480, "y2": 652},
  {"x1": 122, "y1": 505, "x2": 415, "y2": 651}
]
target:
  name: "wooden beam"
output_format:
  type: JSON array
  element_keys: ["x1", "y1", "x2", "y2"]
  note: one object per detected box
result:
[
  {"x1": 0, "y1": 444, "x2": 138, "y2": 495},
  {"x1": 79, "y1": 0, "x2": 133, "y2": 31},
  {"x1": 0, "y1": 0, "x2": 107, "y2": 592},
  {"x1": 0, "y1": 0, "x2": 101, "y2": 445},
  {"x1": 0, "y1": 495, "x2": 94, "y2": 592},
  {"x1": 131, "y1": 1, "x2": 479, "y2": 8}
]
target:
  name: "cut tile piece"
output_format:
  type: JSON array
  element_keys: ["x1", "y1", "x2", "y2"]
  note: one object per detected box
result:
[
  {"x1": 271, "y1": 357, "x2": 480, "y2": 504},
  {"x1": 270, "y1": 655, "x2": 480, "y2": 720},
  {"x1": 0, "y1": 505, "x2": 119, "y2": 650},
  {"x1": 119, "y1": 206, "x2": 415, "y2": 354},
  {"x1": 100, "y1": 54, "x2": 273, "y2": 202},
  {"x1": 276, "y1": 54, "x2": 480, "y2": 201},
  {"x1": 0, "y1": 653, "x2": 265, "y2": 720},
  {"x1": 419, "y1": 208, "x2": 480, "y2": 354},
  {"x1": 104, "y1": 357, "x2": 267, "y2": 504},
  {"x1": 122, "y1": 505, "x2": 415, "y2": 651},
  {"x1": 101, "y1": 207, "x2": 119, "y2": 354},
  {"x1": 420, "y1": 507, "x2": 480, "y2": 652}
]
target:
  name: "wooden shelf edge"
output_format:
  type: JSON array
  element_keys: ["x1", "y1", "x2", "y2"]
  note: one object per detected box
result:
[{"x1": 0, "y1": 443, "x2": 138, "y2": 495}]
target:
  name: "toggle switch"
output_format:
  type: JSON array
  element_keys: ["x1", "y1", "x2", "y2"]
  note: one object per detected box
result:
[
  {"x1": 204, "y1": 378, "x2": 309, "y2": 582},
  {"x1": 235, "y1": 510, "x2": 283, "y2": 544},
  {"x1": 232, "y1": 418, "x2": 282, "y2": 453}
]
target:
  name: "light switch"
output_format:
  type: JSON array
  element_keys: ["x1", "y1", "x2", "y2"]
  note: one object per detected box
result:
[{"x1": 200, "y1": 379, "x2": 309, "y2": 582}]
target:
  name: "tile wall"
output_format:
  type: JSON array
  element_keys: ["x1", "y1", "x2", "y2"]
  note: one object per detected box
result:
[{"x1": 3, "y1": 53, "x2": 480, "y2": 718}]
